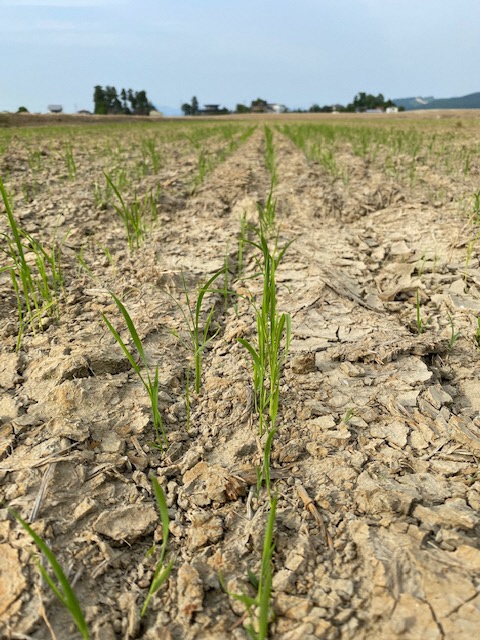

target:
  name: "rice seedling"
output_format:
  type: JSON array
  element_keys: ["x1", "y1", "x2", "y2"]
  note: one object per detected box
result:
[
  {"x1": 141, "y1": 476, "x2": 175, "y2": 616},
  {"x1": 256, "y1": 191, "x2": 277, "y2": 236},
  {"x1": 475, "y1": 318, "x2": 480, "y2": 349},
  {"x1": 104, "y1": 172, "x2": 146, "y2": 252},
  {"x1": 141, "y1": 136, "x2": 162, "y2": 174},
  {"x1": 1, "y1": 175, "x2": 64, "y2": 349},
  {"x1": 193, "y1": 149, "x2": 211, "y2": 189},
  {"x1": 448, "y1": 314, "x2": 461, "y2": 349},
  {"x1": 221, "y1": 495, "x2": 277, "y2": 640},
  {"x1": 102, "y1": 293, "x2": 168, "y2": 449},
  {"x1": 415, "y1": 289, "x2": 429, "y2": 334},
  {"x1": 63, "y1": 141, "x2": 77, "y2": 180},
  {"x1": 169, "y1": 267, "x2": 226, "y2": 394},
  {"x1": 28, "y1": 148, "x2": 44, "y2": 172},
  {"x1": 238, "y1": 227, "x2": 292, "y2": 437},
  {"x1": 189, "y1": 125, "x2": 256, "y2": 191},
  {"x1": 264, "y1": 126, "x2": 277, "y2": 186},
  {"x1": 472, "y1": 190, "x2": 480, "y2": 225},
  {"x1": 21, "y1": 178, "x2": 42, "y2": 203},
  {"x1": 76, "y1": 247, "x2": 96, "y2": 279},
  {"x1": 342, "y1": 407, "x2": 357, "y2": 426},
  {"x1": 10, "y1": 509, "x2": 89, "y2": 640}
]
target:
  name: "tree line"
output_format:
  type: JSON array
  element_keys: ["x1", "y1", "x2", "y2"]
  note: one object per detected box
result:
[
  {"x1": 93, "y1": 86, "x2": 155, "y2": 115},
  {"x1": 180, "y1": 92, "x2": 403, "y2": 116},
  {"x1": 308, "y1": 92, "x2": 402, "y2": 113}
]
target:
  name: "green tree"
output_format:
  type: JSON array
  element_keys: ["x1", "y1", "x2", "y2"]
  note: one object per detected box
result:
[
  {"x1": 104, "y1": 86, "x2": 121, "y2": 113},
  {"x1": 94, "y1": 85, "x2": 154, "y2": 116},
  {"x1": 135, "y1": 90, "x2": 153, "y2": 115},
  {"x1": 93, "y1": 85, "x2": 107, "y2": 114},
  {"x1": 127, "y1": 89, "x2": 137, "y2": 113},
  {"x1": 181, "y1": 103, "x2": 193, "y2": 116},
  {"x1": 191, "y1": 96, "x2": 199, "y2": 115},
  {"x1": 348, "y1": 92, "x2": 396, "y2": 112},
  {"x1": 235, "y1": 103, "x2": 250, "y2": 113},
  {"x1": 120, "y1": 88, "x2": 129, "y2": 113},
  {"x1": 16, "y1": 106, "x2": 29, "y2": 113}
]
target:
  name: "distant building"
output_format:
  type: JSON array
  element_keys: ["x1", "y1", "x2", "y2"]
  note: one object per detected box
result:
[
  {"x1": 250, "y1": 100, "x2": 287, "y2": 114},
  {"x1": 199, "y1": 104, "x2": 229, "y2": 115},
  {"x1": 266, "y1": 103, "x2": 287, "y2": 114},
  {"x1": 386, "y1": 106, "x2": 399, "y2": 114},
  {"x1": 251, "y1": 99, "x2": 269, "y2": 113},
  {"x1": 48, "y1": 105, "x2": 63, "y2": 113},
  {"x1": 77, "y1": 110, "x2": 92, "y2": 115},
  {"x1": 203, "y1": 104, "x2": 221, "y2": 114}
]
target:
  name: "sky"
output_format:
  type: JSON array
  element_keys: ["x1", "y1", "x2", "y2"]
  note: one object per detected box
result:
[{"x1": 1, "y1": 0, "x2": 480, "y2": 114}]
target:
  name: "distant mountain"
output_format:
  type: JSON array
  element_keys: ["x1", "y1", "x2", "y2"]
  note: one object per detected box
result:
[
  {"x1": 394, "y1": 92, "x2": 480, "y2": 110},
  {"x1": 393, "y1": 96, "x2": 435, "y2": 110}
]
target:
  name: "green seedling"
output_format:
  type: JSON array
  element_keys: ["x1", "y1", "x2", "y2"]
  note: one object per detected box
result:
[
  {"x1": 220, "y1": 495, "x2": 277, "y2": 640},
  {"x1": 1, "y1": 175, "x2": 63, "y2": 349},
  {"x1": 475, "y1": 318, "x2": 480, "y2": 349},
  {"x1": 261, "y1": 428, "x2": 277, "y2": 497},
  {"x1": 21, "y1": 178, "x2": 41, "y2": 203},
  {"x1": 63, "y1": 142, "x2": 77, "y2": 179},
  {"x1": 473, "y1": 190, "x2": 480, "y2": 225},
  {"x1": 238, "y1": 228, "x2": 292, "y2": 437},
  {"x1": 194, "y1": 149, "x2": 209, "y2": 188},
  {"x1": 141, "y1": 137, "x2": 161, "y2": 174},
  {"x1": 415, "y1": 289, "x2": 430, "y2": 334},
  {"x1": 448, "y1": 315, "x2": 461, "y2": 349},
  {"x1": 256, "y1": 191, "x2": 277, "y2": 235},
  {"x1": 264, "y1": 126, "x2": 277, "y2": 186},
  {"x1": 104, "y1": 172, "x2": 145, "y2": 252},
  {"x1": 102, "y1": 293, "x2": 167, "y2": 448},
  {"x1": 28, "y1": 149, "x2": 43, "y2": 172},
  {"x1": 342, "y1": 407, "x2": 357, "y2": 425},
  {"x1": 76, "y1": 247, "x2": 96, "y2": 279},
  {"x1": 97, "y1": 242, "x2": 115, "y2": 266},
  {"x1": 169, "y1": 268, "x2": 226, "y2": 394},
  {"x1": 10, "y1": 509, "x2": 89, "y2": 640},
  {"x1": 141, "y1": 477, "x2": 175, "y2": 616}
]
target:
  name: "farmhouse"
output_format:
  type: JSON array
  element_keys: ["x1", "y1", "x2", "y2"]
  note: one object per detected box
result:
[
  {"x1": 202, "y1": 104, "x2": 222, "y2": 115},
  {"x1": 47, "y1": 104, "x2": 63, "y2": 113}
]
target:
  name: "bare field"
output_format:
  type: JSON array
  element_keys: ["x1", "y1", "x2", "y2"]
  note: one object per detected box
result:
[{"x1": 1, "y1": 114, "x2": 480, "y2": 639}]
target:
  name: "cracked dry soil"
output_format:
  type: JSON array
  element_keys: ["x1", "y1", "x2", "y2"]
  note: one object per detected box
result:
[{"x1": 1, "y1": 114, "x2": 480, "y2": 639}]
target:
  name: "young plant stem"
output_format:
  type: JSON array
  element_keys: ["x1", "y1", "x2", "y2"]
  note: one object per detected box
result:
[
  {"x1": 141, "y1": 477, "x2": 175, "y2": 616},
  {"x1": 10, "y1": 509, "x2": 89, "y2": 640},
  {"x1": 415, "y1": 288, "x2": 428, "y2": 334},
  {"x1": 102, "y1": 293, "x2": 167, "y2": 448},
  {"x1": 169, "y1": 268, "x2": 226, "y2": 394},
  {"x1": 104, "y1": 172, "x2": 145, "y2": 252},
  {"x1": 1, "y1": 175, "x2": 63, "y2": 348}
]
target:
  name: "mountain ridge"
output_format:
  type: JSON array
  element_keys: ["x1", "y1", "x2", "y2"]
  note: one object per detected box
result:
[{"x1": 394, "y1": 92, "x2": 480, "y2": 110}]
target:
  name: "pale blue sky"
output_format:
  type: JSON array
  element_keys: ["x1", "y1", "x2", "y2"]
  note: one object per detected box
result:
[{"x1": 1, "y1": 0, "x2": 479, "y2": 113}]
